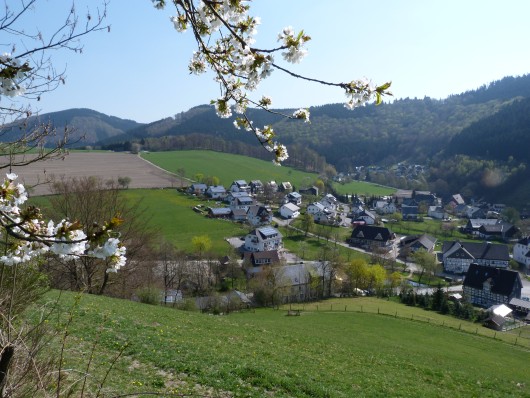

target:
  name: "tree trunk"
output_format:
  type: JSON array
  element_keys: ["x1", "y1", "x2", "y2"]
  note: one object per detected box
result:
[{"x1": 0, "y1": 345, "x2": 15, "y2": 397}]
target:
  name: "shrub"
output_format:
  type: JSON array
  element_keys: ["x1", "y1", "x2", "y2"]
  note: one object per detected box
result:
[{"x1": 136, "y1": 287, "x2": 160, "y2": 305}]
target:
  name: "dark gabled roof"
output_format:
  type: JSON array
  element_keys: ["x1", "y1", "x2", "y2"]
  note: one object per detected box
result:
[
  {"x1": 231, "y1": 208, "x2": 247, "y2": 216},
  {"x1": 517, "y1": 236, "x2": 530, "y2": 245},
  {"x1": 402, "y1": 205, "x2": 418, "y2": 215},
  {"x1": 442, "y1": 241, "x2": 510, "y2": 261},
  {"x1": 247, "y1": 205, "x2": 270, "y2": 218},
  {"x1": 479, "y1": 223, "x2": 514, "y2": 234},
  {"x1": 351, "y1": 225, "x2": 395, "y2": 241},
  {"x1": 243, "y1": 250, "x2": 280, "y2": 264},
  {"x1": 464, "y1": 263, "x2": 522, "y2": 296}
]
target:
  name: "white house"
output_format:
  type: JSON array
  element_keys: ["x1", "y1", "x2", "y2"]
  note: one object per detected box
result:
[
  {"x1": 374, "y1": 201, "x2": 396, "y2": 215},
  {"x1": 307, "y1": 202, "x2": 326, "y2": 215},
  {"x1": 320, "y1": 194, "x2": 338, "y2": 211},
  {"x1": 354, "y1": 209, "x2": 377, "y2": 225},
  {"x1": 280, "y1": 203, "x2": 300, "y2": 219},
  {"x1": 427, "y1": 206, "x2": 446, "y2": 220},
  {"x1": 244, "y1": 226, "x2": 283, "y2": 252},
  {"x1": 513, "y1": 237, "x2": 530, "y2": 267}
]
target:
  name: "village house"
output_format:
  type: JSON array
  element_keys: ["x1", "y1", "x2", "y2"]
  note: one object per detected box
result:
[
  {"x1": 245, "y1": 261, "x2": 333, "y2": 303},
  {"x1": 246, "y1": 205, "x2": 273, "y2": 226},
  {"x1": 249, "y1": 180, "x2": 264, "y2": 195},
  {"x1": 229, "y1": 180, "x2": 250, "y2": 193},
  {"x1": 307, "y1": 202, "x2": 326, "y2": 215},
  {"x1": 225, "y1": 191, "x2": 253, "y2": 208},
  {"x1": 280, "y1": 202, "x2": 300, "y2": 219},
  {"x1": 448, "y1": 193, "x2": 465, "y2": 208},
  {"x1": 313, "y1": 210, "x2": 337, "y2": 225},
  {"x1": 393, "y1": 189, "x2": 413, "y2": 205},
  {"x1": 207, "y1": 207, "x2": 232, "y2": 218},
  {"x1": 243, "y1": 250, "x2": 280, "y2": 267},
  {"x1": 465, "y1": 206, "x2": 487, "y2": 219},
  {"x1": 320, "y1": 194, "x2": 339, "y2": 211},
  {"x1": 244, "y1": 226, "x2": 283, "y2": 252},
  {"x1": 513, "y1": 236, "x2": 530, "y2": 267},
  {"x1": 298, "y1": 186, "x2": 319, "y2": 196},
  {"x1": 206, "y1": 185, "x2": 226, "y2": 199},
  {"x1": 401, "y1": 203, "x2": 419, "y2": 221},
  {"x1": 284, "y1": 191, "x2": 302, "y2": 206},
  {"x1": 188, "y1": 183, "x2": 208, "y2": 195},
  {"x1": 399, "y1": 234, "x2": 437, "y2": 258},
  {"x1": 230, "y1": 208, "x2": 248, "y2": 222},
  {"x1": 463, "y1": 263, "x2": 522, "y2": 308},
  {"x1": 462, "y1": 219, "x2": 517, "y2": 240},
  {"x1": 413, "y1": 191, "x2": 439, "y2": 206},
  {"x1": 278, "y1": 181, "x2": 293, "y2": 193},
  {"x1": 352, "y1": 209, "x2": 377, "y2": 225},
  {"x1": 229, "y1": 195, "x2": 255, "y2": 211},
  {"x1": 349, "y1": 225, "x2": 396, "y2": 249},
  {"x1": 267, "y1": 181, "x2": 278, "y2": 192},
  {"x1": 427, "y1": 206, "x2": 446, "y2": 220},
  {"x1": 441, "y1": 241, "x2": 510, "y2": 274},
  {"x1": 374, "y1": 200, "x2": 397, "y2": 215}
]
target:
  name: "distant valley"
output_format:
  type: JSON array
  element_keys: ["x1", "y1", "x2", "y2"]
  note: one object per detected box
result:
[{"x1": 4, "y1": 74, "x2": 530, "y2": 208}]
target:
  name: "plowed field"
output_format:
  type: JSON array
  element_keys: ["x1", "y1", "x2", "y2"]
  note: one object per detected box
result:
[{"x1": 6, "y1": 152, "x2": 182, "y2": 196}]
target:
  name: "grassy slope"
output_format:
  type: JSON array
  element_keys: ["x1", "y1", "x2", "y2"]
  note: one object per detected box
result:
[
  {"x1": 332, "y1": 180, "x2": 396, "y2": 196},
  {"x1": 31, "y1": 189, "x2": 248, "y2": 255},
  {"x1": 142, "y1": 150, "x2": 318, "y2": 188},
  {"x1": 142, "y1": 150, "x2": 395, "y2": 196},
  {"x1": 52, "y1": 291, "x2": 530, "y2": 398}
]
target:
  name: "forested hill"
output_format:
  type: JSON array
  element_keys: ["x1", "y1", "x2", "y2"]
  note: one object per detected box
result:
[
  {"x1": 447, "y1": 96, "x2": 530, "y2": 163},
  {"x1": 102, "y1": 74, "x2": 530, "y2": 171},
  {"x1": 1, "y1": 108, "x2": 143, "y2": 146}
]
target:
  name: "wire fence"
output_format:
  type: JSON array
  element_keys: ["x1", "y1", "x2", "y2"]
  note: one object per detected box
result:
[{"x1": 281, "y1": 302, "x2": 530, "y2": 349}]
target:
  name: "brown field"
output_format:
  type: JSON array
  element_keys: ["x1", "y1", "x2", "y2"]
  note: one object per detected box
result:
[{"x1": 5, "y1": 152, "x2": 183, "y2": 196}]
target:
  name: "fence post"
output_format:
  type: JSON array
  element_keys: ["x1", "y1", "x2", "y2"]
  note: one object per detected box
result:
[
  {"x1": 515, "y1": 338, "x2": 518, "y2": 346},
  {"x1": 459, "y1": 323, "x2": 462, "y2": 330},
  {"x1": 344, "y1": 305, "x2": 347, "y2": 312},
  {"x1": 317, "y1": 305, "x2": 319, "y2": 311}
]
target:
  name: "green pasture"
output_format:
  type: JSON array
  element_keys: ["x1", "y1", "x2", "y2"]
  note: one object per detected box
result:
[
  {"x1": 31, "y1": 189, "x2": 248, "y2": 255},
  {"x1": 120, "y1": 189, "x2": 247, "y2": 254},
  {"x1": 281, "y1": 228, "x2": 369, "y2": 262},
  {"x1": 142, "y1": 150, "x2": 319, "y2": 188},
  {"x1": 332, "y1": 180, "x2": 396, "y2": 196},
  {"x1": 388, "y1": 218, "x2": 470, "y2": 249},
  {"x1": 46, "y1": 291, "x2": 530, "y2": 398}
]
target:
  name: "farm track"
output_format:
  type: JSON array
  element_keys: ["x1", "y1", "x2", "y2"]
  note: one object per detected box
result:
[{"x1": 6, "y1": 152, "x2": 185, "y2": 196}]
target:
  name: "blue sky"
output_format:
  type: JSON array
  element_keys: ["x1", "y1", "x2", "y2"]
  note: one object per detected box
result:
[{"x1": 15, "y1": 0, "x2": 530, "y2": 123}]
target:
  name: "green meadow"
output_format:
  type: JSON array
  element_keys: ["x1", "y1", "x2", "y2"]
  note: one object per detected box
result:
[
  {"x1": 32, "y1": 189, "x2": 248, "y2": 255},
  {"x1": 332, "y1": 180, "x2": 396, "y2": 196},
  {"x1": 142, "y1": 150, "x2": 394, "y2": 196},
  {"x1": 48, "y1": 291, "x2": 530, "y2": 398},
  {"x1": 142, "y1": 150, "x2": 319, "y2": 188}
]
